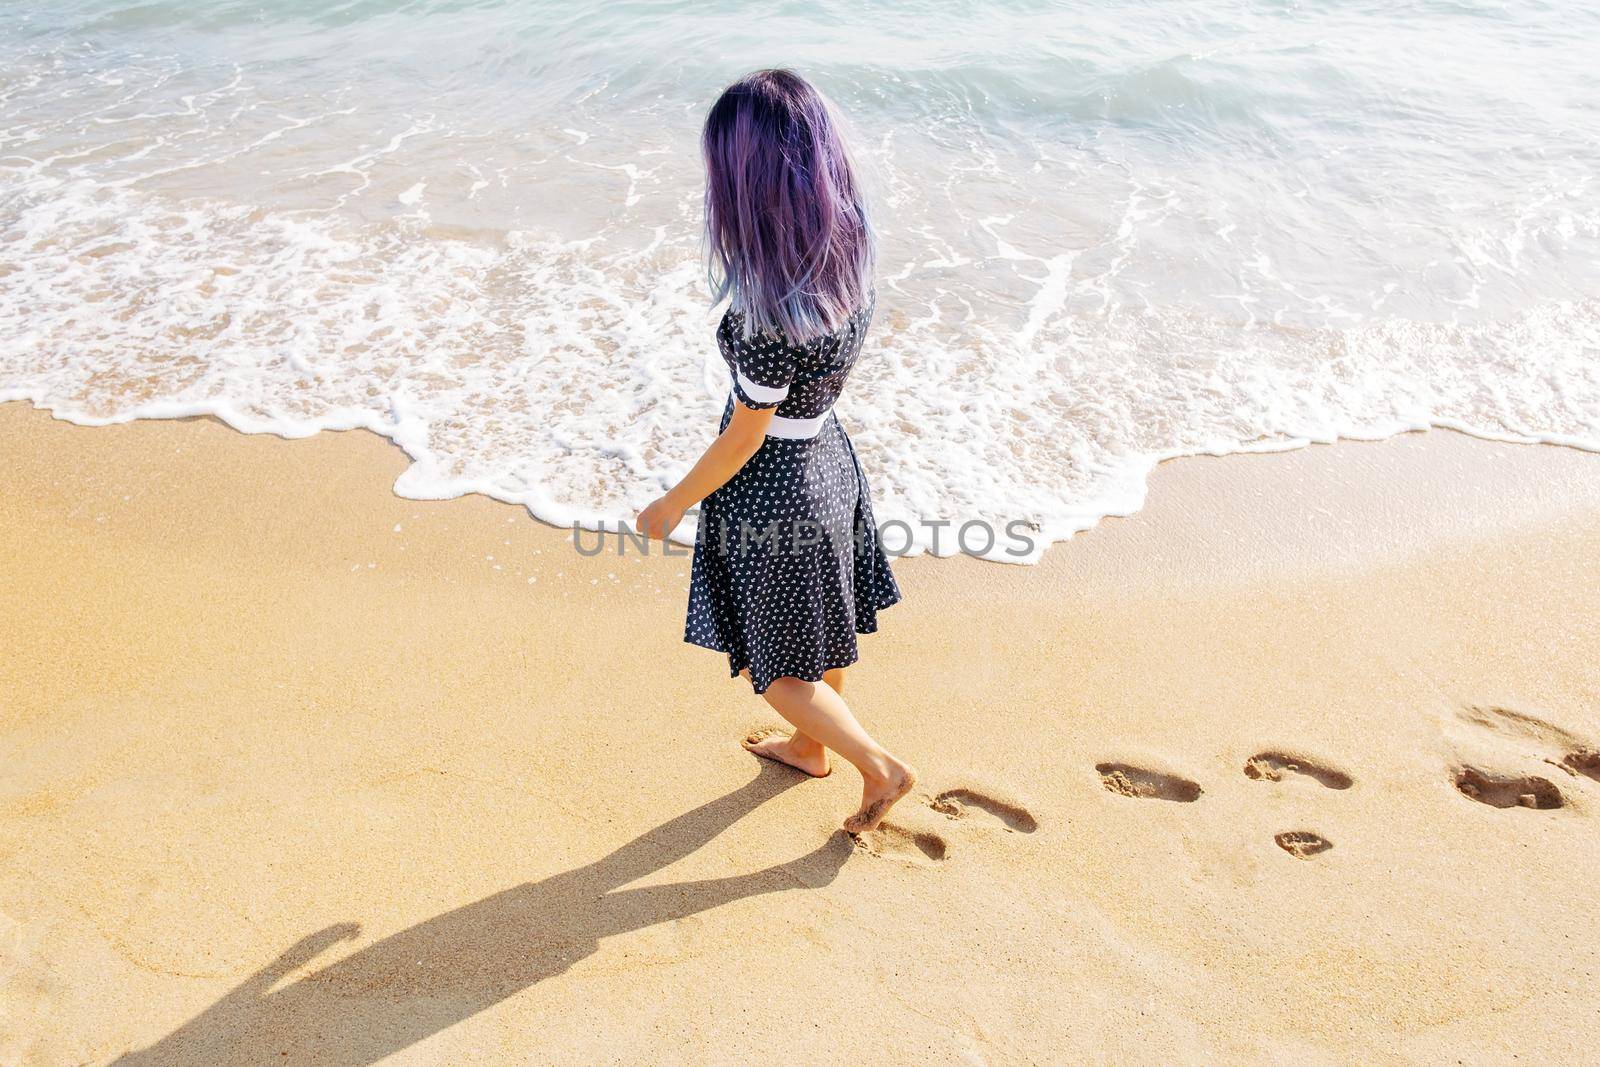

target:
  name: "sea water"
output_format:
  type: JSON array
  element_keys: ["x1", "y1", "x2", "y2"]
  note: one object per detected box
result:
[{"x1": 2, "y1": 0, "x2": 1597, "y2": 560}]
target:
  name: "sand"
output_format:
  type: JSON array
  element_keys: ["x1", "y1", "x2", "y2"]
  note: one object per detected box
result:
[{"x1": 2, "y1": 399, "x2": 1599, "y2": 1064}]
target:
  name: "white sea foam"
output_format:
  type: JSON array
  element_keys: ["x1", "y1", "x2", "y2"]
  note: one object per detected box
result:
[
  {"x1": 2, "y1": 1, "x2": 1599, "y2": 561},
  {"x1": 4, "y1": 176, "x2": 1597, "y2": 562}
]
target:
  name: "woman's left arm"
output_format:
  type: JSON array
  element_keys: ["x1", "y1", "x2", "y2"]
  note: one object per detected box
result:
[{"x1": 635, "y1": 400, "x2": 774, "y2": 540}]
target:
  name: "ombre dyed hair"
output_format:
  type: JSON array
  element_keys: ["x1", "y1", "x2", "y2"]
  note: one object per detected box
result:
[{"x1": 702, "y1": 69, "x2": 875, "y2": 344}]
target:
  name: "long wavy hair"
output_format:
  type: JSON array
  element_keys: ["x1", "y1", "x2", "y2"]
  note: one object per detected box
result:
[{"x1": 702, "y1": 69, "x2": 875, "y2": 344}]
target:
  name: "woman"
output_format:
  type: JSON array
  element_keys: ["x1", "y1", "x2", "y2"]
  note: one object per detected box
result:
[{"x1": 636, "y1": 69, "x2": 915, "y2": 834}]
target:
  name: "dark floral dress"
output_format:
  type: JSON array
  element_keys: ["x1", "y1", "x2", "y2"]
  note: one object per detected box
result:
[{"x1": 684, "y1": 294, "x2": 901, "y2": 693}]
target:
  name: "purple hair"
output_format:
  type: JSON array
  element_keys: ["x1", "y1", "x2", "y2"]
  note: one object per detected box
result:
[{"x1": 702, "y1": 69, "x2": 875, "y2": 344}]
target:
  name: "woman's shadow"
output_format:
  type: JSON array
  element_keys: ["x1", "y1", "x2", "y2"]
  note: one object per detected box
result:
[{"x1": 114, "y1": 763, "x2": 852, "y2": 1065}]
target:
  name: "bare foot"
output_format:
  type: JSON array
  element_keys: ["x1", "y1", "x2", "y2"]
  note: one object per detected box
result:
[
  {"x1": 845, "y1": 759, "x2": 917, "y2": 833},
  {"x1": 742, "y1": 730, "x2": 831, "y2": 778}
]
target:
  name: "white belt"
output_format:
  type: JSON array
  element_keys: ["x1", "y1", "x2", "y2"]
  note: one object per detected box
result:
[
  {"x1": 765, "y1": 409, "x2": 831, "y2": 440},
  {"x1": 731, "y1": 371, "x2": 831, "y2": 440}
]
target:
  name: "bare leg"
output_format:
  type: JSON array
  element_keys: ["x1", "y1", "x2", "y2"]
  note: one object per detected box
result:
[
  {"x1": 760, "y1": 675, "x2": 915, "y2": 833},
  {"x1": 740, "y1": 667, "x2": 848, "y2": 776},
  {"x1": 740, "y1": 669, "x2": 830, "y2": 777}
]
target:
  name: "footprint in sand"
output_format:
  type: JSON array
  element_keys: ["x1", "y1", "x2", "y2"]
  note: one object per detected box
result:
[
  {"x1": 929, "y1": 788, "x2": 1038, "y2": 833},
  {"x1": 1455, "y1": 705, "x2": 1600, "y2": 787},
  {"x1": 1274, "y1": 831, "x2": 1333, "y2": 859},
  {"x1": 1243, "y1": 753, "x2": 1350, "y2": 858},
  {"x1": 1095, "y1": 763, "x2": 1202, "y2": 803},
  {"x1": 1446, "y1": 705, "x2": 1600, "y2": 807},
  {"x1": 1243, "y1": 752, "x2": 1353, "y2": 790},
  {"x1": 1564, "y1": 750, "x2": 1600, "y2": 783},
  {"x1": 854, "y1": 823, "x2": 947, "y2": 866},
  {"x1": 1454, "y1": 766, "x2": 1564, "y2": 810}
]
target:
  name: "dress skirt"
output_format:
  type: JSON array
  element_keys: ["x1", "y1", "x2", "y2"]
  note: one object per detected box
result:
[{"x1": 684, "y1": 397, "x2": 901, "y2": 694}]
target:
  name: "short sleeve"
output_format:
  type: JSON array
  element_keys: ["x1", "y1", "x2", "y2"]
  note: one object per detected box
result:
[{"x1": 719, "y1": 312, "x2": 796, "y2": 411}]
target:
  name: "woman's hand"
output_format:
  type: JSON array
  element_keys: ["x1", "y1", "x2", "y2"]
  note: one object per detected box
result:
[
  {"x1": 636, "y1": 400, "x2": 771, "y2": 543},
  {"x1": 635, "y1": 494, "x2": 687, "y2": 541}
]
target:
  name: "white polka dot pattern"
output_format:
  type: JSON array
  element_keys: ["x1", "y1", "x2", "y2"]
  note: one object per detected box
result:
[{"x1": 686, "y1": 294, "x2": 901, "y2": 694}]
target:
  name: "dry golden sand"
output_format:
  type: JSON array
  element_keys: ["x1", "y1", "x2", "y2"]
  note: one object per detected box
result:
[{"x1": 2, "y1": 399, "x2": 1599, "y2": 1064}]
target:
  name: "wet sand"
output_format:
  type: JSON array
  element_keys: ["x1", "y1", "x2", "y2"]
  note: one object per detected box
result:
[{"x1": 2, "y1": 400, "x2": 1598, "y2": 1064}]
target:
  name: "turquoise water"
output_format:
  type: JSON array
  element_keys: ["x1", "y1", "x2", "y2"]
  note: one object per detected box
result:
[{"x1": 3, "y1": 1, "x2": 1597, "y2": 556}]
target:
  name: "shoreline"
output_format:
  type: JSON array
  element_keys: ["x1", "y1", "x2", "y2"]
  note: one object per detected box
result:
[
  {"x1": 11, "y1": 389, "x2": 1599, "y2": 567},
  {"x1": 4, "y1": 400, "x2": 1600, "y2": 1063}
]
